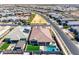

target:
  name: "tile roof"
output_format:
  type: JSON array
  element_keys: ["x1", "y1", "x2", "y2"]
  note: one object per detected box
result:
[{"x1": 29, "y1": 26, "x2": 55, "y2": 42}]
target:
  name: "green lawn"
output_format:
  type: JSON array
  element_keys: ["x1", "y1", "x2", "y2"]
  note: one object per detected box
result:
[
  {"x1": 63, "y1": 25, "x2": 69, "y2": 29},
  {"x1": 26, "y1": 14, "x2": 36, "y2": 24},
  {"x1": 0, "y1": 42, "x2": 10, "y2": 51},
  {"x1": 26, "y1": 45, "x2": 40, "y2": 52}
]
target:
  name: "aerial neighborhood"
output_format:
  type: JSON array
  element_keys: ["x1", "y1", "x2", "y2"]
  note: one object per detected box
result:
[{"x1": 0, "y1": 4, "x2": 79, "y2": 55}]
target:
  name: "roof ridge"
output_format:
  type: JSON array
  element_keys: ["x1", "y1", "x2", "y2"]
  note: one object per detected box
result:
[{"x1": 38, "y1": 27, "x2": 53, "y2": 41}]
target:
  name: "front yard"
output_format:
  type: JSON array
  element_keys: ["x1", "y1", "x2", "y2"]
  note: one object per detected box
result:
[{"x1": 0, "y1": 42, "x2": 10, "y2": 51}]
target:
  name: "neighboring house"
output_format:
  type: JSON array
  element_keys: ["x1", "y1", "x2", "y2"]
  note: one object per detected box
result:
[
  {"x1": 60, "y1": 18, "x2": 74, "y2": 22},
  {"x1": 56, "y1": 17, "x2": 75, "y2": 25},
  {"x1": 69, "y1": 26, "x2": 79, "y2": 42},
  {"x1": 49, "y1": 13, "x2": 62, "y2": 19},
  {"x1": 4, "y1": 26, "x2": 31, "y2": 43},
  {"x1": 15, "y1": 12, "x2": 31, "y2": 16},
  {"x1": 67, "y1": 21, "x2": 79, "y2": 26}
]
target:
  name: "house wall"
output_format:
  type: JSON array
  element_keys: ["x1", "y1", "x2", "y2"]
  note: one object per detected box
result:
[{"x1": 29, "y1": 40, "x2": 50, "y2": 46}]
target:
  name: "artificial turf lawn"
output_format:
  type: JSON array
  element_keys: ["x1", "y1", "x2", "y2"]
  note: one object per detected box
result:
[
  {"x1": 0, "y1": 42, "x2": 10, "y2": 51},
  {"x1": 26, "y1": 45, "x2": 40, "y2": 52}
]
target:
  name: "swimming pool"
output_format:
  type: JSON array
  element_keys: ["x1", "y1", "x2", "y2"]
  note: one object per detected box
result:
[{"x1": 45, "y1": 45, "x2": 59, "y2": 52}]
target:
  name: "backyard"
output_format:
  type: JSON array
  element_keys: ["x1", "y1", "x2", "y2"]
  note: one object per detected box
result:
[{"x1": 26, "y1": 45, "x2": 40, "y2": 52}]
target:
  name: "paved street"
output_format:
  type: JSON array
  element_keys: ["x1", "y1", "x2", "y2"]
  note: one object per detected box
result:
[
  {"x1": 48, "y1": 16, "x2": 79, "y2": 55},
  {"x1": 38, "y1": 12, "x2": 79, "y2": 55}
]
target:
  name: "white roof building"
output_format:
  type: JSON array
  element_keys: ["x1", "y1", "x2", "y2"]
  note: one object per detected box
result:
[{"x1": 5, "y1": 26, "x2": 31, "y2": 41}]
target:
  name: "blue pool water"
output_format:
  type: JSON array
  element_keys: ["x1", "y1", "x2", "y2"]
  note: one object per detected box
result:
[{"x1": 45, "y1": 45, "x2": 59, "y2": 52}]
